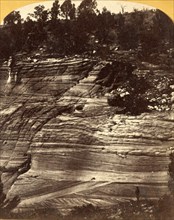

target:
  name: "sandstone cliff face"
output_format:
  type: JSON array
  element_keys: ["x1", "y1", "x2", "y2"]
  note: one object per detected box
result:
[{"x1": 0, "y1": 57, "x2": 174, "y2": 215}]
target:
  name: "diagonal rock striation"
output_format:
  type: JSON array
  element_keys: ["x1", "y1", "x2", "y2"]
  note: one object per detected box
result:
[{"x1": 0, "y1": 57, "x2": 174, "y2": 216}]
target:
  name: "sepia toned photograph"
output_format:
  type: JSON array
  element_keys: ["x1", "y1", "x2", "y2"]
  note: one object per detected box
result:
[{"x1": 0, "y1": 0, "x2": 174, "y2": 219}]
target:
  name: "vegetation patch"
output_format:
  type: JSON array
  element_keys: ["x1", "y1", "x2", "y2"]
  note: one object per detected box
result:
[{"x1": 95, "y1": 60, "x2": 173, "y2": 115}]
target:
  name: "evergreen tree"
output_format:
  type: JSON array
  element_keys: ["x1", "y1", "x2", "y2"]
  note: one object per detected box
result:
[
  {"x1": 78, "y1": 0, "x2": 97, "y2": 15},
  {"x1": 29, "y1": 5, "x2": 49, "y2": 23},
  {"x1": 61, "y1": 0, "x2": 73, "y2": 20},
  {"x1": 4, "y1": 11, "x2": 22, "y2": 25},
  {"x1": 50, "y1": 0, "x2": 60, "y2": 22},
  {"x1": 69, "y1": 4, "x2": 76, "y2": 20}
]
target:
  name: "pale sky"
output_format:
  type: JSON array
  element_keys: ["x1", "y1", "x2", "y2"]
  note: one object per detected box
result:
[{"x1": 15, "y1": 0, "x2": 155, "y2": 20}]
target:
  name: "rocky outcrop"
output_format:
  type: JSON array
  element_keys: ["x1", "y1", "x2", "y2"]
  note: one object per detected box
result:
[{"x1": 0, "y1": 57, "x2": 174, "y2": 216}]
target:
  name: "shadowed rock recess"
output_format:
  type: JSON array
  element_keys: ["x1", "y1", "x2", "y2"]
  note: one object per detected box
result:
[{"x1": 0, "y1": 57, "x2": 174, "y2": 216}]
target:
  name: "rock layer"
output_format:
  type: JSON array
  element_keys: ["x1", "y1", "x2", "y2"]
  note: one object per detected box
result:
[{"x1": 0, "y1": 58, "x2": 174, "y2": 215}]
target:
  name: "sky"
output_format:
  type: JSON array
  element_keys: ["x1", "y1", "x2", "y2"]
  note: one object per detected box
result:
[{"x1": 15, "y1": 0, "x2": 155, "y2": 20}]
